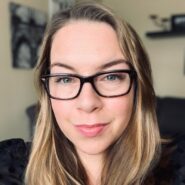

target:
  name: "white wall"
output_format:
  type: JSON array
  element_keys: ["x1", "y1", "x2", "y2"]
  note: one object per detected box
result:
[
  {"x1": 103, "y1": 0, "x2": 185, "y2": 98},
  {"x1": 0, "y1": 0, "x2": 48, "y2": 141}
]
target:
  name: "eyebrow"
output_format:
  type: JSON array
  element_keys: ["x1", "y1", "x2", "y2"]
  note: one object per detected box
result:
[
  {"x1": 50, "y1": 59, "x2": 130, "y2": 71},
  {"x1": 50, "y1": 62, "x2": 76, "y2": 71},
  {"x1": 98, "y1": 59, "x2": 130, "y2": 70}
]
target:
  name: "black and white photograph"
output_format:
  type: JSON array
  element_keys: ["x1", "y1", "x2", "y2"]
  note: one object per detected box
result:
[
  {"x1": 48, "y1": 0, "x2": 76, "y2": 18},
  {"x1": 9, "y1": 2, "x2": 47, "y2": 69}
]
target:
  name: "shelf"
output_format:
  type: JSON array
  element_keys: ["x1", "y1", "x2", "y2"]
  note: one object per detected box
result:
[{"x1": 146, "y1": 30, "x2": 185, "y2": 38}]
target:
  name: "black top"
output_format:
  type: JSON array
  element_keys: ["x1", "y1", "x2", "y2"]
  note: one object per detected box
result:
[
  {"x1": 0, "y1": 139, "x2": 30, "y2": 185},
  {"x1": 0, "y1": 136, "x2": 185, "y2": 185}
]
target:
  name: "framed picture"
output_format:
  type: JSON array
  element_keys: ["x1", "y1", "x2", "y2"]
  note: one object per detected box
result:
[
  {"x1": 9, "y1": 2, "x2": 47, "y2": 69},
  {"x1": 48, "y1": 0, "x2": 76, "y2": 18}
]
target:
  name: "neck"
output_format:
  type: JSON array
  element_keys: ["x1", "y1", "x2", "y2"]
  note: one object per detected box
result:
[{"x1": 77, "y1": 150, "x2": 104, "y2": 185}]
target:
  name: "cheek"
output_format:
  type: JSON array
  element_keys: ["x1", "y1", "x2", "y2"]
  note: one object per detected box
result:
[
  {"x1": 51, "y1": 100, "x2": 73, "y2": 123},
  {"x1": 105, "y1": 93, "x2": 134, "y2": 135},
  {"x1": 106, "y1": 95, "x2": 133, "y2": 118}
]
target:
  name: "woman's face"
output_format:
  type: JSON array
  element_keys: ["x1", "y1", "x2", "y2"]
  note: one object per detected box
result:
[{"x1": 50, "y1": 20, "x2": 134, "y2": 157}]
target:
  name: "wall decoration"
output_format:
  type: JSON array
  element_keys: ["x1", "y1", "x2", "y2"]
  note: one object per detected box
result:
[
  {"x1": 149, "y1": 14, "x2": 170, "y2": 31},
  {"x1": 9, "y1": 2, "x2": 47, "y2": 69},
  {"x1": 48, "y1": 0, "x2": 75, "y2": 18}
]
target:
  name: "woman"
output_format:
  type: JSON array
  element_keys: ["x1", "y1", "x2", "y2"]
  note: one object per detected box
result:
[
  {"x1": 1, "y1": 1, "x2": 184, "y2": 185},
  {"x1": 23, "y1": 1, "x2": 183, "y2": 185}
]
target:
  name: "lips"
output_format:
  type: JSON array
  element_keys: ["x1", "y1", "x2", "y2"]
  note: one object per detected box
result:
[{"x1": 75, "y1": 123, "x2": 108, "y2": 137}]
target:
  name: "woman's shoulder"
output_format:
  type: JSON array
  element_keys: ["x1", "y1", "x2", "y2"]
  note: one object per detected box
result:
[
  {"x1": 0, "y1": 138, "x2": 30, "y2": 184},
  {"x1": 145, "y1": 134, "x2": 185, "y2": 185}
]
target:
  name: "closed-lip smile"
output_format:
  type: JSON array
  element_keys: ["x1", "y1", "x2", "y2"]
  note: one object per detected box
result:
[{"x1": 75, "y1": 123, "x2": 108, "y2": 137}]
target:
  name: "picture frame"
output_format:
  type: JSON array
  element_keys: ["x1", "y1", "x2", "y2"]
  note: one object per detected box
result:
[
  {"x1": 9, "y1": 2, "x2": 47, "y2": 69},
  {"x1": 48, "y1": 0, "x2": 76, "y2": 18}
]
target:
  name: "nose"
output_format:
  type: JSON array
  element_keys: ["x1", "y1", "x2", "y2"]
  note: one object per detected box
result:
[{"x1": 76, "y1": 82, "x2": 103, "y2": 113}]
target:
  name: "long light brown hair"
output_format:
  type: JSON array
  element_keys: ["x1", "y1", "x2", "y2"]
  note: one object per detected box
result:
[{"x1": 25, "y1": 1, "x2": 161, "y2": 185}]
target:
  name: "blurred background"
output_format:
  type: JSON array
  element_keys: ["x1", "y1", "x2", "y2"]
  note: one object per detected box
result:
[{"x1": 0, "y1": 0, "x2": 185, "y2": 141}]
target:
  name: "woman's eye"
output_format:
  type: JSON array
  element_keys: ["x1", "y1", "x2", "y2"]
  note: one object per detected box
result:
[
  {"x1": 106, "y1": 74, "x2": 119, "y2": 81},
  {"x1": 105, "y1": 73, "x2": 126, "y2": 81},
  {"x1": 55, "y1": 76, "x2": 73, "y2": 84}
]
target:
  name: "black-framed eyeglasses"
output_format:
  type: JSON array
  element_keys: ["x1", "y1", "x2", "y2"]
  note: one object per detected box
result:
[{"x1": 41, "y1": 69, "x2": 136, "y2": 100}]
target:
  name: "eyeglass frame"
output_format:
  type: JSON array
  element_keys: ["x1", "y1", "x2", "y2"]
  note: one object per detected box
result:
[{"x1": 41, "y1": 69, "x2": 137, "y2": 100}]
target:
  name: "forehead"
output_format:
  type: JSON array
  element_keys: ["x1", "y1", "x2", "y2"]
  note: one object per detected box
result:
[
  {"x1": 51, "y1": 19, "x2": 120, "y2": 52},
  {"x1": 50, "y1": 20, "x2": 126, "y2": 73},
  {"x1": 52, "y1": 19, "x2": 117, "y2": 42}
]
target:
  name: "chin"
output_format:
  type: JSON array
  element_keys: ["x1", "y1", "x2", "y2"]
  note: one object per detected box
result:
[{"x1": 75, "y1": 140, "x2": 114, "y2": 156}]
